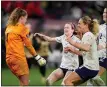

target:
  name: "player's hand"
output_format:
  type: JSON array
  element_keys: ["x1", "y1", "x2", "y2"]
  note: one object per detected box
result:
[
  {"x1": 64, "y1": 47, "x2": 70, "y2": 53},
  {"x1": 64, "y1": 46, "x2": 74, "y2": 53},
  {"x1": 37, "y1": 57, "x2": 46, "y2": 66},
  {"x1": 34, "y1": 33, "x2": 44, "y2": 37},
  {"x1": 34, "y1": 55, "x2": 46, "y2": 66}
]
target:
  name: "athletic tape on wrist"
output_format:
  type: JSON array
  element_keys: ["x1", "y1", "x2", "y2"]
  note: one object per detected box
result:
[{"x1": 35, "y1": 55, "x2": 41, "y2": 60}]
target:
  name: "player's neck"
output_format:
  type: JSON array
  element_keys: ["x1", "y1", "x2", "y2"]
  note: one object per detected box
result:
[
  {"x1": 65, "y1": 34, "x2": 73, "y2": 37},
  {"x1": 83, "y1": 28, "x2": 89, "y2": 34},
  {"x1": 18, "y1": 20, "x2": 25, "y2": 25}
]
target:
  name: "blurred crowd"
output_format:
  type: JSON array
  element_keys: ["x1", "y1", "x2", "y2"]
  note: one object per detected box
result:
[
  {"x1": 1, "y1": 1, "x2": 106, "y2": 68},
  {"x1": 1, "y1": 1, "x2": 106, "y2": 19}
]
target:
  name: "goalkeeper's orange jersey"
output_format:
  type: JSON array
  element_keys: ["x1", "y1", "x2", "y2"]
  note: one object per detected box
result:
[{"x1": 5, "y1": 23, "x2": 36, "y2": 60}]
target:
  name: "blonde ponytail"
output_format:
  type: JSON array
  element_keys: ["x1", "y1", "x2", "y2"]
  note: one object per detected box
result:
[{"x1": 91, "y1": 19, "x2": 99, "y2": 36}]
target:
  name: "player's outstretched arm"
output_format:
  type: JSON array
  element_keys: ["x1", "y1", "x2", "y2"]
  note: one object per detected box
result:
[{"x1": 34, "y1": 33, "x2": 56, "y2": 42}]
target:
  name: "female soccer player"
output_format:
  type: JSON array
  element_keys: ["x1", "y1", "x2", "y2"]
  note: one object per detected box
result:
[
  {"x1": 63, "y1": 16, "x2": 99, "y2": 86},
  {"x1": 5, "y1": 7, "x2": 46, "y2": 86},
  {"x1": 34, "y1": 22, "x2": 81, "y2": 85},
  {"x1": 87, "y1": 8, "x2": 107, "y2": 86}
]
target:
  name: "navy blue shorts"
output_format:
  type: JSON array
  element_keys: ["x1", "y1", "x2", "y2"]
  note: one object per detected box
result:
[
  {"x1": 75, "y1": 66, "x2": 99, "y2": 81},
  {"x1": 99, "y1": 57, "x2": 107, "y2": 69},
  {"x1": 60, "y1": 67, "x2": 74, "y2": 76}
]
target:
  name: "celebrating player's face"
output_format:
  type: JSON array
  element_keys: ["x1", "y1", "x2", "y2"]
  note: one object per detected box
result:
[
  {"x1": 21, "y1": 15, "x2": 28, "y2": 24},
  {"x1": 103, "y1": 8, "x2": 107, "y2": 22},
  {"x1": 64, "y1": 23, "x2": 74, "y2": 37},
  {"x1": 77, "y1": 19, "x2": 85, "y2": 33}
]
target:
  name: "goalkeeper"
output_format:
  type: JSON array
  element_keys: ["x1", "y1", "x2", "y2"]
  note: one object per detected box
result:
[{"x1": 5, "y1": 7, "x2": 46, "y2": 86}]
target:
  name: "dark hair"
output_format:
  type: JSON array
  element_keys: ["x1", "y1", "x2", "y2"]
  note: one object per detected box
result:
[
  {"x1": 66, "y1": 22, "x2": 76, "y2": 30},
  {"x1": 7, "y1": 7, "x2": 27, "y2": 26},
  {"x1": 81, "y1": 16, "x2": 99, "y2": 36}
]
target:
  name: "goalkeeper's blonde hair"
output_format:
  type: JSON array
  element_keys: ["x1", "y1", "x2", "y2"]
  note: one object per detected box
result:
[{"x1": 7, "y1": 7, "x2": 27, "y2": 26}]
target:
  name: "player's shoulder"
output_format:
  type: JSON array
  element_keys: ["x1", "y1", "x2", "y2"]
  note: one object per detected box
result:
[
  {"x1": 17, "y1": 23, "x2": 26, "y2": 30},
  {"x1": 83, "y1": 32, "x2": 94, "y2": 40},
  {"x1": 100, "y1": 23, "x2": 106, "y2": 26},
  {"x1": 84, "y1": 32, "x2": 93, "y2": 36},
  {"x1": 58, "y1": 34, "x2": 64, "y2": 38},
  {"x1": 6, "y1": 25, "x2": 13, "y2": 29},
  {"x1": 5, "y1": 25, "x2": 14, "y2": 33},
  {"x1": 61, "y1": 34, "x2": 65, "y2": 37},
  {"x1": 16, "y1": 23, "x2": 28, "y2": 34},
  {"x1": 99, "y1": 23, "x2": 106, "y2": 28}
]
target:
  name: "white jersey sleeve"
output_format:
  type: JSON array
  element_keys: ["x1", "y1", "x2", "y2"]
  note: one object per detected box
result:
[{"x1": 55, "y1": 35, "x2": 63, "y2": 43}]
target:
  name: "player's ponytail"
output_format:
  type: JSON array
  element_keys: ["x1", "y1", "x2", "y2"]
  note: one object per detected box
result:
[
  {"x1": 90, "y1": 19, "x2": 99, "y2": 36},
  {"x1": 7, "y1": 7, "x2": 27, "y2": 26}
]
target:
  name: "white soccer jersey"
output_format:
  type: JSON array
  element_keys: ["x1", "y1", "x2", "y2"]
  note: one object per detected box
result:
[
  {"x1": 81, "y1": 32, "x2": 99, "y2": 70},
  {"x1": 98, "y1": 23, "x2": 106, "y2": 58},
  {"x1": 55, "y1": 35, "x2": 81, "y2": 70}
]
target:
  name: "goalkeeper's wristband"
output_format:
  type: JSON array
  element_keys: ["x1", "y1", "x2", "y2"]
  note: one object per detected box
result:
[{"x1": 34, "y1": 55, "x2": 41, "y2": 60}]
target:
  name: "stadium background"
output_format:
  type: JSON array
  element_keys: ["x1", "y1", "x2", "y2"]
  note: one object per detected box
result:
[{"x1": 1, "y1": 1, "x2": 107, "y2": 86}]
